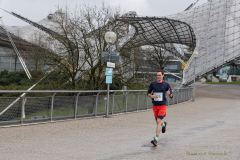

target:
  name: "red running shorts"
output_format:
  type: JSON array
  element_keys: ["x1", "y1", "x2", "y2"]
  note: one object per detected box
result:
[{"x1": 152, "y1": 105, "x2": 167, "y2": 119}]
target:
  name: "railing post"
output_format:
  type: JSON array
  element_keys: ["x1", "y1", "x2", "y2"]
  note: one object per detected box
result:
[
  {"x1": 190, "y1": 88, "x2": 192, "y2": 100},
  {"x1": 185, "y1": 89, "x2": 187, "y2": 101},
  {"x1": 146, "y1": 95, "x2": 148, "y2": 109},
  {"x1": 50, "y1": 93, "x2": 56, "y2": 122},
  {"x1": 137, "y1": 94, "x2": 140, "y2": 111},
  {"x1": 169, "y1": 94, "x2": 172, "y2": 105},
  {"x1": 186, "y1": 89, "x2": 188, "y2": 101},
  {"x1": 176, "y1": 89, "x2": 179, "y2": 104},
  {"x1": 125, "y1": 91, "x2": 128, "y2": 112},
  {"x1": 184, "y1": 89, "x2": 187, "y2": 101},
  {"x1": 192, "y1": 87, "x2": 194, "y2": 101},
  {"x1": 95, "y1": 92, "x2": 100, "y2": 116},
  {"x1": 192, "y1": 81, "x2": 196, "y2": 102},
  {"x1": 104, "y1": 96, "x2": 107, "y2": 116},
  {"x1": 21, "y1": 95, "x2": 26, "y2": 124},
  {"x1": 75, "y1": 92, "x2": 80, "y2": 119},
  {"x1": 112, "y1": 93, "x2": 115, "y2": 115},
  {"x1": 180, "y1": 89, "x2": 183, "y2": 102}
]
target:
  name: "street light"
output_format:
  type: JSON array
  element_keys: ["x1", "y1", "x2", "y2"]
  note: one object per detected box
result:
[
  {"x1": 104, "y1": 31, "x2": 117, "y2": 44},
  {"x1": 104, "y1": 31, "x2": 117, "y2": 117}
]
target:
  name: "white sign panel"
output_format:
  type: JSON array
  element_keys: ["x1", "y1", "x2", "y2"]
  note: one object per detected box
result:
[{"x1": 107, "y1": 62, "x2": 115, "y2": 68}]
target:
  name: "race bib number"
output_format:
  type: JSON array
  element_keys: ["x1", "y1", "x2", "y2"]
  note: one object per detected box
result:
[{"x1": 154, "y1": 92, "x2": 163, "y2": 101}]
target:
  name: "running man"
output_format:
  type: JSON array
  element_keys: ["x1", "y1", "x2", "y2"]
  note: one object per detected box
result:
[{"x1": 147, "y1": 70, "x2": 173, "y2": 146}]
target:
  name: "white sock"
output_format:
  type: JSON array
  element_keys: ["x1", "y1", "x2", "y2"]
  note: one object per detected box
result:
[{"x1": 162, "y1": 122, "x2": 165, "y2": 127}]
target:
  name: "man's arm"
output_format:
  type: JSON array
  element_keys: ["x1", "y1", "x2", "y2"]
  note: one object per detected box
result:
[
  {"x1": 168, "y1": 91, "x2": 173, "y2": 99},
  {"x1": 166, "y1": 84, "x2": 173, "y2": 99},
  {"x1": 147, "y1": 83, "x2": 157, "y2": 99},
  {"x1": 148, "y1": 92, "x2": 157, "y2": 99}
]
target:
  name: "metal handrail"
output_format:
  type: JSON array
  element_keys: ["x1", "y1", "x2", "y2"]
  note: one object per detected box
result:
[
  {"x1": 0, "y1": 90, "x2": 147, "y2": 93},
  {"x1": 0, "y1": 88, "x2": 193, "y2": 127}
]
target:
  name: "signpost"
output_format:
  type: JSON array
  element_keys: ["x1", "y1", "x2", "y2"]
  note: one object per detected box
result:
[
  {"x1": 105, "y1": 67, "x2": 113, "y2": 117},
  {"x1": 104, "y1": 31, "x2": 117, "y2": 118}
]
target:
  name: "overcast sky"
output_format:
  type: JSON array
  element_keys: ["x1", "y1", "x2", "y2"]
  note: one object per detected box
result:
[{"x1": 0, "y1": 0, "x2": 207, "y2": 26}]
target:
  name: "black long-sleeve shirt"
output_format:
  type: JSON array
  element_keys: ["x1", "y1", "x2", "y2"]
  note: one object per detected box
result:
[{"x1": 148, "y1": 81, "x2": 172, "y2": 106}]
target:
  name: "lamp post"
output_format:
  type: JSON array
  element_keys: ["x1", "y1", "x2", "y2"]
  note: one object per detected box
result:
[{"x1": 104, "y1": 31, "x2": 117, "y2": 117}]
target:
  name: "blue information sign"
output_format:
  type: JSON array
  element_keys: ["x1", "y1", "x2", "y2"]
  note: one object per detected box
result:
[
  {"x1": 105, "y1": 68, "x2": 113, "y2": 76},
  {"x1": 106, "y1": 75, "x2": 112, "y2": 84}
]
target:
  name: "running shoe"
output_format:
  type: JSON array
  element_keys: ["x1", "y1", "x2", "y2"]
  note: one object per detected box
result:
[{"x1": 162, "y1": 121, "x2": 167, "y2": 133}]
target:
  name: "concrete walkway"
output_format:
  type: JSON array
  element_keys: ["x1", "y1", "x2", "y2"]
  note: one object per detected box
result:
[{"x1": 0, "y1": 85, "x2": 240, "y2": 160}]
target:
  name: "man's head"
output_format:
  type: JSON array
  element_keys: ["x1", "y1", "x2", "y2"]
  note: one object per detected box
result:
[{"x1": 156, "y1": 70, "x2": 164, "y2": 82}]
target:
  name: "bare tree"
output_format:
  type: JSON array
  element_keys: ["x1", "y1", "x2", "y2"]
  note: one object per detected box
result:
[
  {"x1": 113, "y1": 47, "x2": 144, "y2": 87},
  {"x1": 43, "y1": 4, "x2": 132, "y2": 89},
  {"x1": 144, "y1": 46, "x2": 171, "y2": 70},
  {"x1": 26, "y1": 32, "x2": 52, "y2": 72}
]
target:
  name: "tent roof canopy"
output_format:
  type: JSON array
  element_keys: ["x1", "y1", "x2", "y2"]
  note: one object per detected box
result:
[{"x1": 117, "y1": 16, "x2": 196, "y2": 60}]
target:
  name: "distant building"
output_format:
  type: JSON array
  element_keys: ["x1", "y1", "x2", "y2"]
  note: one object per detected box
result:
[
  {"x1": 130, "y1": 47, "x2": 183, "y2": 83},
  {"x1": 0, "y1": 26, "x2": 49, "y2": 72}
]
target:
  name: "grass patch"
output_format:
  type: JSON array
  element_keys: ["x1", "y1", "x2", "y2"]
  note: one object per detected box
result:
[{"x1": 25, "y1": 102, "x2": 108, "y2": 120}]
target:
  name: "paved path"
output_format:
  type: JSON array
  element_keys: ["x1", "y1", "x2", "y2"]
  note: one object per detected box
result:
[{"x1": 0, "y1": 85, "x2": 240, "y2": 160}]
